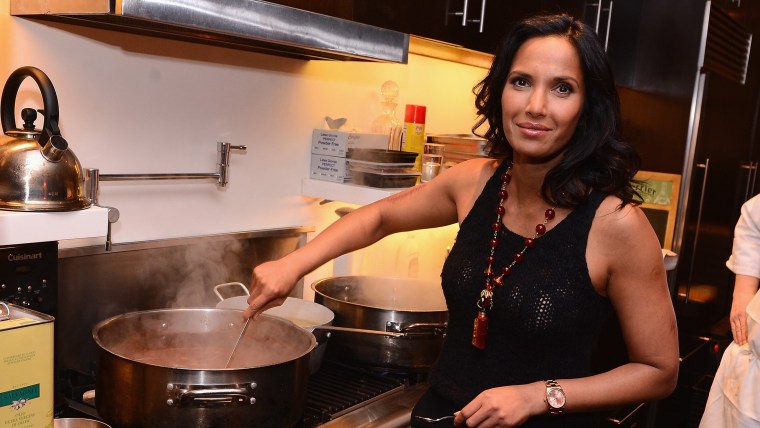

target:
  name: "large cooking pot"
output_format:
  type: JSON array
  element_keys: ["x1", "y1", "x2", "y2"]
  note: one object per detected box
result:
[
  {"x1": 54, "y1": 419, "x2": 112, "y2": 428},
  {"x1": 312, "y1": 276, "x2": 448, "y2": 371},
  {"x1": 92, "y1": 308, "x2": 315, "y2": 428},
  {"x1": 213, "y1": 282, "x2": 334, "y2": 374},
  {"x1": 0, "y1": 66, "x2": 90, "y2": 211}
]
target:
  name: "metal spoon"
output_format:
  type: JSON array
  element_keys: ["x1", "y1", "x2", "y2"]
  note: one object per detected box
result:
[
  {"x1": 414, "y1": 415, "x2": 455, "y2": 423},
  {"x1": 225, "y1": 317, "x2": 251, "y2": 368}
]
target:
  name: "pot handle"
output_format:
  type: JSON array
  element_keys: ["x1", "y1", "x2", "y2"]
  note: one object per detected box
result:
[
  {"x1": 167, "y1": 383, "x2": 257, "y2": 408},
  {"x1": 387, "y1": 321, "x2": 447, "y2": 337},
  {"x1": 0, "y1": 302, "x2": 9, "y2": 321},
  {"x1": 313, "y1": 322, "x2": 448, "y2": 338},
  {"x1": 1, "y1": 66, "x2": 59, "y2": 135},
  {"x1": 312, "y1": 325, "x2": 405, "y2": 338},
  {"x1": 213, "y1": 282, "x2": 250, "y2": 302}
]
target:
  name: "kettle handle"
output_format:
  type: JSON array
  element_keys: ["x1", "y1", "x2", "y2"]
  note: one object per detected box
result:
[{"x1": 1, "y1": 66, "x2": 60, "y2": 134}]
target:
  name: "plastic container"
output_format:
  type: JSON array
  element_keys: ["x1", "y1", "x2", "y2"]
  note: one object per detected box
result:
[
  {"x1": 426, "y1": 134, "x2": 488, "y2": 156},
  {"x1": 347, "y1": 159, "x2": 416, "y2": 174},
  {"x1": 346, "y1": 148, "x2": 418, "y2": 163},
  {"x1": 350, "y1": 167, "x2": 420, "y2": 188}
]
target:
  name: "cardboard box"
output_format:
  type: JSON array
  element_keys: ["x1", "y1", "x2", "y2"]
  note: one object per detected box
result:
[
  {"x1": 311, "y1": 129, "x2": 389, "y2": 157},
  {"x1": 310, "y1": 154, "x2": 351, "y2": 183},
  {"x1": 0, "y1": 304, "x2": 54, "y2": 428}
]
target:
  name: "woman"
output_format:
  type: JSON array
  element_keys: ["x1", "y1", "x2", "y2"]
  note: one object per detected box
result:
[
  {"x1": 245, "y1": 14, "x2": 679, "y2": 427},
  {"x1": 699, "y1": 193, "x2": 760, "y2": 427}
]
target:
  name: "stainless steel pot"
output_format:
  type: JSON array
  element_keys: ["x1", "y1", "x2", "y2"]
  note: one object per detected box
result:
[
  {"x1": 54, "y1": 419, "x2": 112, "y2": 428},
  {"x1": 92, "y1": 308, "x2": 315, "y2": 428},
  {"x1": 0, "y1": 66, "x2": 90, "y2": 211},
  {"x1": 311, "y1": 276, "x2": 448, "y2": 371}
]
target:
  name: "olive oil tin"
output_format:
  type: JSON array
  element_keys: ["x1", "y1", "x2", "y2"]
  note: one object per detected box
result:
[{"x1": 0, "y1": 302, "x2": 54, "y2": 428}]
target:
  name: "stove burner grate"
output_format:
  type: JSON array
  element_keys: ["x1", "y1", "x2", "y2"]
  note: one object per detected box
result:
[{"x1": 300, "y1": 361, "x2": 407, "y2": 427}]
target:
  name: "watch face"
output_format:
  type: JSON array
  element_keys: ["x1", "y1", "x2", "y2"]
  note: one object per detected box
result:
[{"x1": 547, "y1": 388, "x2": 566, "y2": 409}]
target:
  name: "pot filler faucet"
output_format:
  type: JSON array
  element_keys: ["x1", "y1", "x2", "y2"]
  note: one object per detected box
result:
[{"x1": 86, "y1": 142, "x2": 247, "y2": 250}]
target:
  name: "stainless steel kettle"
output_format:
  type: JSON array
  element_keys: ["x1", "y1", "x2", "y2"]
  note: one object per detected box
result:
[{"x1": 0, "y1": 66, "x2": 90, "y2": 211}]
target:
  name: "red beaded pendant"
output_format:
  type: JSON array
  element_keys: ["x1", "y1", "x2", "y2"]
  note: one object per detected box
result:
[
  {"x1": 472, "y1": 310, "x2": 489, "y2": 350},
  {"x1": 471, "y1": 161, "x2": 555, "y2": 350}
]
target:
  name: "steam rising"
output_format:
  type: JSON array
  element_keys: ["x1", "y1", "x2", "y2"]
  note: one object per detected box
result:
[{"x1": 131, "y1": 238, "x2": 251, "y2": 310}]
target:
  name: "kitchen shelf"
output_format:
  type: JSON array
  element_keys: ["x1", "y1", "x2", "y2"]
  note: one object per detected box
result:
[
  {"x1": 0, "y1": 206, "x2": 109, "y2": 246},
  {"x1": 302, "y1": 178, "x2": 406, "y2": 205}
]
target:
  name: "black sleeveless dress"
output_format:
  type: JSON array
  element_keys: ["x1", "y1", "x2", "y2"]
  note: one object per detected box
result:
[{"x1": 413, "y1": 159, "x2": 613, "y2": 427}]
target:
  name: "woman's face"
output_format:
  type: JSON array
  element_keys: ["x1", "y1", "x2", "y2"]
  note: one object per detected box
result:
[{"x1": 501, "y1": 35, "x2": 585, "y2": 164}]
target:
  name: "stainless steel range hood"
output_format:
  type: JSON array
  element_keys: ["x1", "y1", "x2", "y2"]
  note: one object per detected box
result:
[{"x1": 10, "y1": 0, "x2": 409, "y2": 63}]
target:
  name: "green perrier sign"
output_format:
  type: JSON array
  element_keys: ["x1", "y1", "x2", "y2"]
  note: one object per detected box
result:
[{"x1": 633, "y1": 179, "x2": 674, "y2": 206}]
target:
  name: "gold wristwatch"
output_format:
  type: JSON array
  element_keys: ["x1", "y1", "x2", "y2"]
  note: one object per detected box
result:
[{"x1": 544, "y1": 380, "x2": 566, "y2": 415}]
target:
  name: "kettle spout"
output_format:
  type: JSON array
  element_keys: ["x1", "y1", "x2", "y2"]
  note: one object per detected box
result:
[
  {"x1": 40, "y1": 133, "x2": 69, "y2": 162},
  {"x1": 38, "y1": 119, "x2": 69, "y2": 162}
]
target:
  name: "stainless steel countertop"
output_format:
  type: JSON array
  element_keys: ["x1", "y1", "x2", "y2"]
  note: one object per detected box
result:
[{"x1": 320, "y1": 382, "x2": 428, "y2": 428}]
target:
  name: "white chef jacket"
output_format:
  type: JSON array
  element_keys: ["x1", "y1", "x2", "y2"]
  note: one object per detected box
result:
[
  {"x1": 700, "y1": 194, "x2": 760, "y2": 427},
  {"x1": 699, "y1": 292, "x2": 760, "y2": 427},
  {"x1": 726, "y1": 194, "x2": 760, "y2": 278}
]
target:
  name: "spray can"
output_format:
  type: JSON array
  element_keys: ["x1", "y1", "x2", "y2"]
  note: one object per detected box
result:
[{"x1": 402, "y1": 104, "x2": 426, "y2": 171}]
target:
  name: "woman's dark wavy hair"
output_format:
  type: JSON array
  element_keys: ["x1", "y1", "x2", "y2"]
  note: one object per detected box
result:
[{"x1": 472, "y1": 13, "x2": 641, "y2": 208}]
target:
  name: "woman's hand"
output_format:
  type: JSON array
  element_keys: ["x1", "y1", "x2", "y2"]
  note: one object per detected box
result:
[
  {"x1": 244, "y1": 259, "x2": 300, "y2": 319},
  {"x1": 730, "y1": 274, "x2": 759, "y2": 345},
  {"x1": 453, "y1": 383, "x2": 544, "y2": 427},
  {"x1": 730, "y1": 292, "x2": 754, "y2": 345}
]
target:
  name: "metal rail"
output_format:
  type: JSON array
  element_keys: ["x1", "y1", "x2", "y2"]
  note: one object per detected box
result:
[
  {"x1": 87, "y1": 142, "x2": 246, "y2": 205},
  {"x1": 85, "y1": 141, "x2": 246, "y2": 250}
]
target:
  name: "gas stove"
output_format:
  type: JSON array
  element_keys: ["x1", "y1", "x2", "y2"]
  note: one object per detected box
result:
[{"x1": 50, "y1": 230, "x2": 431, "y2": 428}]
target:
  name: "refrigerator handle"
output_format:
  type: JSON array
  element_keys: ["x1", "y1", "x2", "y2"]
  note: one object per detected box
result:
[
  {"x1": 603, "y1": 1, "x2": 614, "y2": 51},
  {"x1": 478, "y1": 0, "x2": 487, "y2": 33},
  {"x1": 684, "y1": 158, "x2": 710, "y2": 304},
  {"x1": 593, "y1": 0, "x2": 603, "y2": 34},
  {"x1": 740, "y1": 162, "x2": 757, "y2": 202}
]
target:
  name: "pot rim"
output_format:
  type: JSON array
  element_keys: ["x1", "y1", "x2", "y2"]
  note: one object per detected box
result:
[
  {"x1": 216, "y1": 296, "x2": 335, "y2": 331},
  {"x1": 311, "y1": 275, "x2": 448, "y2": 313},
  {"x1": 53, "y1": 418, "x2": 113, "y2": 428},
  {"x1": 92, "y1": 308, "x2": 316, "y2": 371}
]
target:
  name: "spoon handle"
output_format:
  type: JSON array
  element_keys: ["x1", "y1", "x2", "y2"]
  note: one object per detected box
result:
[
  {"x1": 225, "y1": 317, "x2": 251, "y2": 368},
  {"x1": 414, "y1": 415, "x2": 455, "y2": 423}
]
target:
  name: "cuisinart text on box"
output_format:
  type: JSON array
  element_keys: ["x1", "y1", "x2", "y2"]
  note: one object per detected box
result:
[{"x1": 311, "y1": 129, "x2": 388, "y2": 157}]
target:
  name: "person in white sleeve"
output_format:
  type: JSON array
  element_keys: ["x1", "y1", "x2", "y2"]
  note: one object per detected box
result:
[{"x1": 700, "y1": 193, "x2": 760, "y2": 427}]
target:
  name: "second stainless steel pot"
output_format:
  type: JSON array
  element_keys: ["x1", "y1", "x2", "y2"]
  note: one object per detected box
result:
[
  {"x1": 93, "y1": 309, "x2": 315, "y2": 428},
  {"x1": 312, "y1": 276, "x2": 448, "y2": 371}
]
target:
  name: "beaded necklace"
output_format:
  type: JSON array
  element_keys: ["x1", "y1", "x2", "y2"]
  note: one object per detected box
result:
[{"x1": 471, "y1": 161, "x2": 555, "y2": 350}]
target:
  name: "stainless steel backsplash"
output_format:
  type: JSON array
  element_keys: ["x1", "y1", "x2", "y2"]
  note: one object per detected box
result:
[{"x1": 56, "y1": 226, "x2": 311, "y2": 377}]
